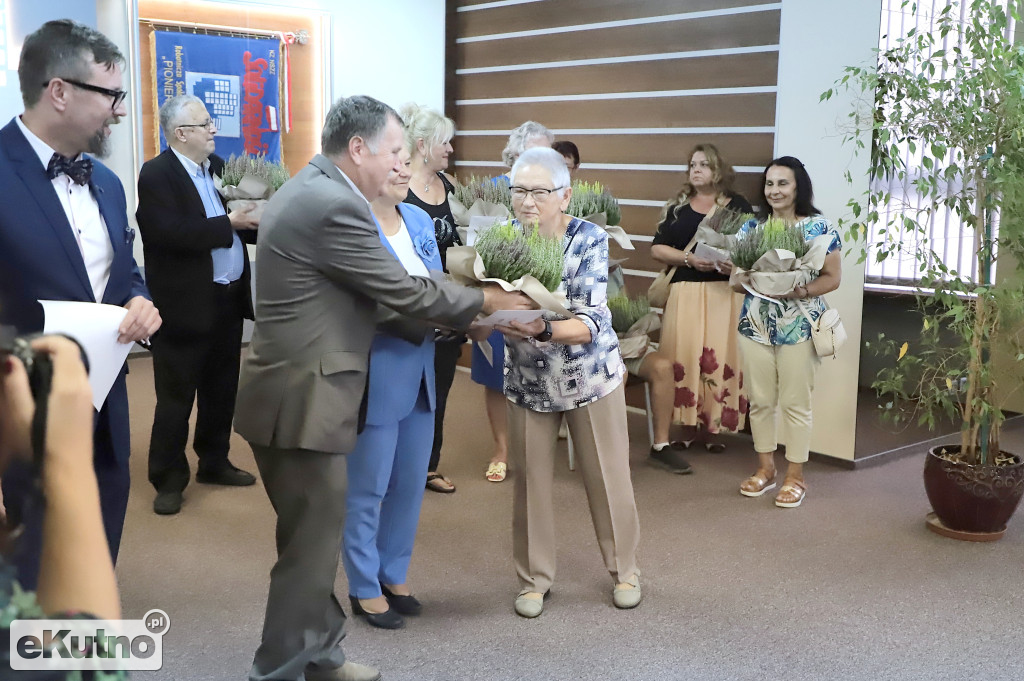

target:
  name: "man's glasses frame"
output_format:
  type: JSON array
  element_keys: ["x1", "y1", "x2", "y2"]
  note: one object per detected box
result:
[
  {"x1": 176, "y1": 120, "x2": 217, "y2": 132},
  {"x1": 510, "y1": 186, "x2": 566, "y2": 201},
  {"x1": 44, "y1": 78, "x2": 128, "y2": 111}
]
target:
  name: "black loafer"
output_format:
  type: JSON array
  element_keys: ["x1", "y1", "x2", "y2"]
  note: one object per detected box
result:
[
  {"x1": 153, "y1": 491, "x2": 183, "y2": 515},
  {"x1": 380, "y1": 584, "x2": 422, "y2": 616},
  {"x1": 649, "y1": 446, "x2": 693, "y2": 474},
  {"x1": 195, "y1": 464, "x2": 257, "y2": 486},
  {"x1": 348, "y1": 595, "x2": 405, "y2": 629}
]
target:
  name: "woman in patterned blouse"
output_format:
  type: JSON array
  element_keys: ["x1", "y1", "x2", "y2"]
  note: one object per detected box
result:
[
  {"x1": 723, "y1": 156, "x2": 842, "y2": 509},
  {"x1": 1, "y1": 336, "x2": 127, "y2": 678},
  {"x1": 477, "y1": 147, "x2": 642, "y2": 618}
]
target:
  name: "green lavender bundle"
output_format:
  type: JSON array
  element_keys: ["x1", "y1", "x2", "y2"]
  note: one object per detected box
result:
[
  {"x1": 608, "y1": 293, "x2": 651, "y2": 334},
  {"x1": 730, "y1": 216, "x2": 809, "y2": 270},
  {"x1": 703, "y1": 207, "x2": 755, "y2": 236},
  {"x1": 219, "y1": 153, "x2": 290, "y2": 190},
  {"x1": 450, "y1": 175, "x2": 513, "y2": 212},
  {"x1": 567, "y1": 180, "x2": 621, "y2": 226},
  {"x1": 474, "y1": 220, "x2": 564, "y2": 291}
]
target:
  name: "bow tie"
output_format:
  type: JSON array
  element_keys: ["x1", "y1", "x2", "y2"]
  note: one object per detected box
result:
[{"x1": 46, "y1": 153, "x2": 93, "y2": 186}]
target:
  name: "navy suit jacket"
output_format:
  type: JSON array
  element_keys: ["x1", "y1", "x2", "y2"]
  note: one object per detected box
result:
[
  {"x1": 364, "y1": 203, "x2": 441, "y2": 426},
  {"x1": 0, "y1": 117, "x2": 150, "y2": 464}
]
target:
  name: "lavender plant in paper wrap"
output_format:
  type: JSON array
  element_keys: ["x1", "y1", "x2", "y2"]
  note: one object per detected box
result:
[
  {"x1": 609, "y1": 293, "x2": 661, "y2": 359},
  {"x1": 728, "y1": 217, "x2": 832, "y2": 297},
  {"x1": 567, "y1": 181, "x2": 634, "y2": 250},
  {"x1": 214, "y1": 153, "x2": 289, "y2": 223},
  {"x1": 447, "y1": 175, "x2": 512, "y2": 243},
  {"x1": 692, "y1": 206, "x2": 756, "y2": 259}
]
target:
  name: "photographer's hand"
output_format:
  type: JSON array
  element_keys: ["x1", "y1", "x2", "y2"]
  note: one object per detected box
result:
[{"x1": 7, "y1": 336, "x2": 121, "y2": 620}]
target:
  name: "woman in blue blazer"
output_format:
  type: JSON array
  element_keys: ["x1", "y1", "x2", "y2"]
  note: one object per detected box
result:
[{"x1": 342, "y1": 149, "x2": 443, "y2": 630}]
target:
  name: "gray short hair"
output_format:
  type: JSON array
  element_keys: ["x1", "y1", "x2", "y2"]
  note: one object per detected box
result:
[
  {"x1": 19, "y1": 19, "x2": 125, "y2": 109},
  {"x1": 510, "y1": 147, "x2": 571, "y2": 198},
  {"x1": 158, "y1": 94, "x2": 206, "y2": 134},
  {"x1": 322, "y1": 95, "x2": 401, "y2": 156},
  {"x1": 501, "y1": 121, "x2": 554, "y2": 167}
]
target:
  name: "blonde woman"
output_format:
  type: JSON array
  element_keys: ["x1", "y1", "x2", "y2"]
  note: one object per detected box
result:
[
  {"x1": 651, "y1": 144, "x2": 751, "y2": 461},
  {"x1": 401, "y1": 103, "x2": 460, "y2": 494}
]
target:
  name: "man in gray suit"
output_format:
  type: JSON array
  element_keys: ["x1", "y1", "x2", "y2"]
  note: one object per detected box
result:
[{"x1": 234, "y1": 96, "x2": 528, "y2": 681}]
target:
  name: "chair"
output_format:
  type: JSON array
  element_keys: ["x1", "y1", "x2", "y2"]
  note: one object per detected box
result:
[{"x1": 567, "y1": 376, "x2": 654, "y2": 471}]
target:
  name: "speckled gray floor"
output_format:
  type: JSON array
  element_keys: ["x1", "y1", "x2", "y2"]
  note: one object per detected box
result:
[{"x1": 117, "y1": 356, "x2": 1024, "y2": 681}]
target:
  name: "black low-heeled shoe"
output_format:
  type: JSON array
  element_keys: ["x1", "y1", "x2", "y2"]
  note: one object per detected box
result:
[
  {"x1": 348, "y1": 595, "x2": 405, "y2": 629},
  {"x1": 380, "y1": 584, "x2": 422, "y2": 616}
]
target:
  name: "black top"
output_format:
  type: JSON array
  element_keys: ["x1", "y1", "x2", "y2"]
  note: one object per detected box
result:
[
  {"x1": 404, "y1": 173, "x2": 462, "y2": 271},
  {"x1": 652, "y1": 193, "x2": 753, "y2": 283}
]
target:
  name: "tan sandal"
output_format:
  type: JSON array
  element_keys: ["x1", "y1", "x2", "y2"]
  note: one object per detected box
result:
[
  {"x1": 485, "y1": 461, "x2": 507, "y2": 482},
  {"x1": 739, "y1": 468, "x2": 777, "y2": 497},
  {"x1": 774, "y1": 479, "x2": 807, "y2": 508}
]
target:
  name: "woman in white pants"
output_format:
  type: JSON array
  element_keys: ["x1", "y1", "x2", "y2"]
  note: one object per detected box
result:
[{"x1": 722, "y1": 156, "x2": 842, "y2": 508}]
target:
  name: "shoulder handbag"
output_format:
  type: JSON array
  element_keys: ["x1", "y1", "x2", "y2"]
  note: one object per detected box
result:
[
  {"x1": 795, "y1": 298, "x2": 847, "y2": 358},
  {"x1": 648, "y1": 202, "x2": 717, "y2": 307}
]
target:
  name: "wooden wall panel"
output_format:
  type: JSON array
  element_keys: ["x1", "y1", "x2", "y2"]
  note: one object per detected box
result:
[
  {"x1": 455, "y1": 11, "x2": 781, "y2": 69},
  {"x1": 457, "y1": 52, "x2": 779, "y2": 100},
  {"x1": 454, "y1": 132, "x2": 775, "y2": 167},
  {"x1": 456, "y1": 0, "x2": 773, "y2": 37},
  {"x1": 137, "y1": 0, "x2": 324, "y2": 173},
  {"x1": 455, "y1": 93, "x2": 776, "y2": 130}
]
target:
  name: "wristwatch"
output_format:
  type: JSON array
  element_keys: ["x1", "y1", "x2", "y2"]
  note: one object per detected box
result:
[{"x1": 535, "y1": 319, "x2": 553, "y2": 342}]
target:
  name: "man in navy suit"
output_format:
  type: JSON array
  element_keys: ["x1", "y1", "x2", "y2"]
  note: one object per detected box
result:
[
  {"x1": 136, "y1": 94, "x2": 260, "y2": 516},
  {"x1": 0, "y1": 19, "x2": 161, "y2": 588}
]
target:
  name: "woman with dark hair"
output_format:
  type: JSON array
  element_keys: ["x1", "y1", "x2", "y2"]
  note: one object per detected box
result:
[
  {"x1": 401, "y1": 103, "x2": 461, "y2": 494},
  {"x1": 552, "y1": 140, "x2": 580, "y2": 178},
  {"x1": 724, "y1": 156, "x2": 842, "y2": 508},
  {"x1": 651, "y1": 144, "x2": 752, "y2": 465}
]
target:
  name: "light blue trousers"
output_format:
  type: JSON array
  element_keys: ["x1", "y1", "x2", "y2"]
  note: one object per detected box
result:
[{"x1": 342, "y1": 389, "x2": 434, "y2": 598}]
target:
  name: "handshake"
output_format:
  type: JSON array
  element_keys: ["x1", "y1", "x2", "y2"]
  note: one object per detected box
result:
[{"x1": 479, "y1": 284, "x2": 536, "y2": 315}]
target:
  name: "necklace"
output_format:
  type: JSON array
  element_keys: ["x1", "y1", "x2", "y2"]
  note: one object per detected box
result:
[{"x1": 423, "y1": 174, "x2": 433, "y2": 193}]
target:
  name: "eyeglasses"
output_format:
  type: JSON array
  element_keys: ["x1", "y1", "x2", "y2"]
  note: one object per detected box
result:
[
  {"x1": 510, "y1": 186, "x2": 565, "y2": 201},
  {"x1": 177, "y1": 120, "x2": 216, "y2": 132},
  {"x1": 45, "y1": 78, "x2": 127, "y2": 111}
]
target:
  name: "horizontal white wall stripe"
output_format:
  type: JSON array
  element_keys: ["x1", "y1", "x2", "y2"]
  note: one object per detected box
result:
[
  {"x1": 454, "y1": 161, "x2": 766, "y2": 173},
  {"x1": 455, "y1": 45, "x2": 779, "y2": 75},
  {"x1": 620, "y1": 199, "x2": 668, "y2": 208},
  {"x1": 456, "y1": 86, "x2": 777, "y2": 106},
  {"x1": 623, "y1": 268, "x2": 658, "y2": 279},
  {"x1": 456, "y1": 127, "x2": 777, "y2": 136},
  {"x1": 457, "y1": 3, "x2": 782, "y2": 43},
  {"x1": 457, "y1": 0, "x2": 543, "y2": 12}
]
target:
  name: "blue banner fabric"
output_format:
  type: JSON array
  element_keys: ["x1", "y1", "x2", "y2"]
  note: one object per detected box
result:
[{"x1": 154, "y1": 31, "x2": 281, "y2": 162}]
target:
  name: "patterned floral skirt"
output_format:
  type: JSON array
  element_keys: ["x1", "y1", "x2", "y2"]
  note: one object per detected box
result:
[{"x1": 659, "y1": 280, "x2": 747, "y2": 433}]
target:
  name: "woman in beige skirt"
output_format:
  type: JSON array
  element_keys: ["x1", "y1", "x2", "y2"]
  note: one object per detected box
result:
[{"x1": 651, "y1": 144, "x2": 751, "y2": 456}]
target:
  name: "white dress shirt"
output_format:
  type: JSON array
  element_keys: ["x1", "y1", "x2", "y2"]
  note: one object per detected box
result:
[{"x1": 16, "y1": 116, "x2": 113, "y2": 303}]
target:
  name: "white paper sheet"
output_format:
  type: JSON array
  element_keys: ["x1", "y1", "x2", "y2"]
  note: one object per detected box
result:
[
  {"x1": 694, "y1": 242, "x2": 731, "y2": 266},
  {"x1": 40, "y1": 300, "x2": 132, "y2": 410},
  {"x1": 475, "y1": 309, "x2": 546, "y2": 327}
]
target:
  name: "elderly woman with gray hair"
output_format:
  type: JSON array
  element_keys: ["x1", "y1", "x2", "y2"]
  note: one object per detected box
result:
[
  {"x1": 474, "y1": 147, "x2": 642, "y2": 617},
  {"x1": 477, "y1": 121, "x2": 556, "y2": 483}
]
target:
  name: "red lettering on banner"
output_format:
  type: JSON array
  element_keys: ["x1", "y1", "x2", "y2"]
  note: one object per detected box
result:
[{"x1": 242, "y1": 52, "x2": 271, "y2": 154}]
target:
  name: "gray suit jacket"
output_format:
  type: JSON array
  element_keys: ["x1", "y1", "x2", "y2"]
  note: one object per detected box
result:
[{"x1": 234, "y1": 154, "x2": 483, "y2": 454}]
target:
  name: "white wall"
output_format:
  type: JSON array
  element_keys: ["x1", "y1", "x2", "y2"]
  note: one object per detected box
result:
[{"x1": 774, "y1": 0, "x2": 881, "y2": 461}]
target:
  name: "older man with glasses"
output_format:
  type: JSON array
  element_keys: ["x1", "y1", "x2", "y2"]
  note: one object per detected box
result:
[
  {"x1": 135, "y1": 94, "x2": 261, "y2": 516},
  {"x1": 0, "y1": 19, "x2": 161, "y2": 589}
]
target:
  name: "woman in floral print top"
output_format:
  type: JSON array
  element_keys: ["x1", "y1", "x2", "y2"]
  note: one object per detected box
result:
[
  {"x1": 1, "y1": 336, "x2": 127, "y2": 679},
  {"x1": 476, "y1": 148, "x2": 642, "y2": 618},
  {"x1": 723, "y1": 156, "x2": 842, "y2": 509}
]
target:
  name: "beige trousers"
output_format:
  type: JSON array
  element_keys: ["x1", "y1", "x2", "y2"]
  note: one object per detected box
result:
[
  {"x1": 738, "y1": 336, "x2": 821, "y2": 464},
  {"x1": 507, "y1": 383, "x2": 640, "y2": 594}
]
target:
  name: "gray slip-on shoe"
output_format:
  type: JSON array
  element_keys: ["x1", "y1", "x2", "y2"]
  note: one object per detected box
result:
[
  {"x1": 613, "y1": 574, "x2": 642, "y2": 609},
  {"x1": 514, "y1": 590, "x2": 549, "y2": 618}
]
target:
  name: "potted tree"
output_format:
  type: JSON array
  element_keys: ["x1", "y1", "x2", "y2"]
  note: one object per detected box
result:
[{"x1": 825, "y1": 0, "x2": 1024, "y2": 540}]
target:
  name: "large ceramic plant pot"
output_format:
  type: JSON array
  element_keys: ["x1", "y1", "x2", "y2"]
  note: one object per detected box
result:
[{"x1": 923, "y1": 446, "x2": 1024, "y2": 541}]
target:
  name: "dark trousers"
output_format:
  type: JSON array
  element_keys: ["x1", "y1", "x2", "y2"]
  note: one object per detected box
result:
[
  {"x1": 429, "y1": 337, "x2": 464, "y2": 472},
  {"x1": 249, "y1": 444, "x2": 349, "y2": 681},
  {"x1": 2, "y1": 378, "x2": 130, "y2": 590},
  {"x1": 148, "y1": 283, "x2": 245, "y2": 493}
]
